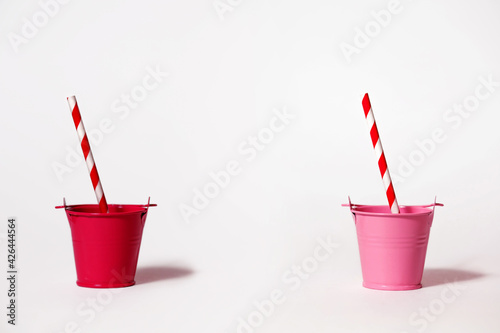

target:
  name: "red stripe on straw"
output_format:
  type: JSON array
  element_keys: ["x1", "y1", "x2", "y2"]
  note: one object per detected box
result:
[
  {"x1": 362, "y1": 95, "x2": 371, "y2": 117},
  {"x1": 67, "y1": 96, "x2": 109, "y2": 213},
  {"x1": 99, "y1": 197, "x2": 108, "y2": 214},
  {"x1": 378, "y1": 154, "x2": 387, "y2": 177},
  {"x1": 386, "y1": 183, "x2": 396, "y2": 207},
  {"x1": 90, "y1": 166, "x2": 99, "y2": 189},
  {"x1": 362, "y1": 93, "x2": 400, "y2": 214},
  {"x1": 81, "y1": 135, "x2": 91, "y2": 159},
  {"x1": 71, "y1": 105, "x2": 82, "y2": 128},
  {"x1": 370, "y1": 125, "x2": 379, "y2": 148}
]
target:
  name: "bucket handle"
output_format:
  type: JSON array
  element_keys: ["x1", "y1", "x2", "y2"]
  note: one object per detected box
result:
[
  {"x1": 144, "y1": 197, "x2": 158, "y2": 213},
  {"x1": 141, "y1": 197, "x2": 156, "y2": 222},
  {"x1": 340, "y1": 196, "x2": 360, "y2": 213},
  {"x1": 55, "y1": 197, "x2": 68, "y2": 209},
  {"x1": 340, "y1": 196, "x2": 355, "y2": 209},
  {"x1": 341, "y1": 196, "x2": 357, "y2": 224},
  {"x1": 425, "y1": 197, "x2": 444, "y2": 210},
  {"x1": 429, "y1": 196, "x2": 443, "y2": 227}
]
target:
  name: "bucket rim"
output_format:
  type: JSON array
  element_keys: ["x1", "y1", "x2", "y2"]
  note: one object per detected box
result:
[
  {"x1": 56, "y1": 197, "x2": 157, "y2": 216},
  {"x1": 60, "y1": 204, "x2": 154, "y2": 216},
  {"x1": 342, "y1": 196, "x2": 443, "y2": 217},
  {"x1": 345, "y1": 204, "x2": 440, "y2": 217},
  {"x1": 351, "y1": 205, "x2": 434, "y2": 217}
]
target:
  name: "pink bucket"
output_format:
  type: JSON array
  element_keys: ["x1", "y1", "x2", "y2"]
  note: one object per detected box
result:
[
  {"x1": 345, "y1": 198, "x2": 443, "y2": 290},
  {"x1": 56, "y1": 198, "x2": 156, "y2": 288}
]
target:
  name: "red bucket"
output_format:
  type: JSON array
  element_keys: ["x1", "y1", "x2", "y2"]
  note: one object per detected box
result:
[{"x1": 57, "y1": 199, "x2": 156, "y2": 288}]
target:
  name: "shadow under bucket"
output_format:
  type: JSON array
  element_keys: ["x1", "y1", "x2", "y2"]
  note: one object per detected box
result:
[
  {"x1": 345, "y1": 198, "x2": 443, "y2": 291},
  {"x1": 56, "y1": 199, "x2": 156, "y2": 288}
]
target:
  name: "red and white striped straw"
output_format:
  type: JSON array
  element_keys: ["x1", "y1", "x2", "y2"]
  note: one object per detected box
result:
[
  {"x1": 67, "y1": 96, "x2": 109, "y2": 213},
  {"x1": 362, "y1": 93, "x2": 400, "y2": 214}
]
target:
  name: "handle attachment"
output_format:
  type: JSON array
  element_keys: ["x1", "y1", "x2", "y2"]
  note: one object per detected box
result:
[{"x1": 55, "y1": 197, "x2": 67, "y2": 209}]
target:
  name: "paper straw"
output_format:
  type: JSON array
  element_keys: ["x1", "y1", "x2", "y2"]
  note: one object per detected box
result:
[
  {"x1": 362, "y1": 93, "x2": 400, "y2": 214},
  {"x1": 67, "y1": 96, "x2": 109, "y2": 213}
]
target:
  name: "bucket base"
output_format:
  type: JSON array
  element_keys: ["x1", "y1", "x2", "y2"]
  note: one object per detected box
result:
[
  {"x1": 76, "y1": 280, "x2": 136, "y2": 289},
  {"x1": 363, "y1": 282, "x2": 422, "y2": 291}
]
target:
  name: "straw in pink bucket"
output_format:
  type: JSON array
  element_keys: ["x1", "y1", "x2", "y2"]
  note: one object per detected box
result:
[
  {"x1": 362, "y1": 93, "x2": 399, "y2": 214},
  {"x1": 343, "y1": 93, "x2": 443, "y2": 290}
]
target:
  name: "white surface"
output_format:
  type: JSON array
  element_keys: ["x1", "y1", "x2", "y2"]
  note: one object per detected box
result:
[{"x1": 1, "y1": 0, "x2": 499, "y2": 332}]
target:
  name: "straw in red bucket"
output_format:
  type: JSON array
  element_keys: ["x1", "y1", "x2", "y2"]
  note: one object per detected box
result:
[
  {"x1": 67, "y1": 96, "x2": 108, "y2": 213},
  {"x1": 361, "y1": 93, "x2": 400, "y2": 214}
]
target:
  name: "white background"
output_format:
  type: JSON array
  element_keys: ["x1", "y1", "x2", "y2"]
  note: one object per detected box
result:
[{"x1": 1, "y1": 0, "x2": 500, "y2": 332}]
